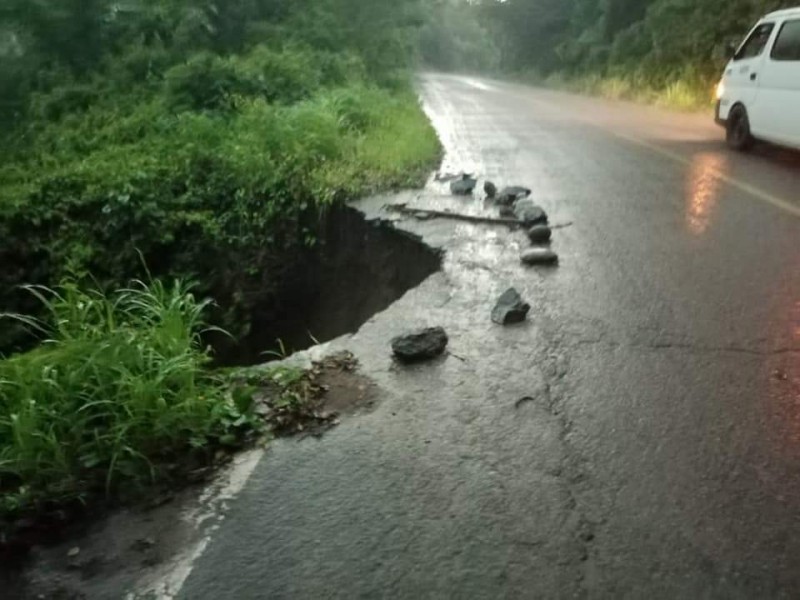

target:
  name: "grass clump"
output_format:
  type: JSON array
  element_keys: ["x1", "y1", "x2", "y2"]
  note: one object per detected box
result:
[
  {"x1": 0, "y1": 278, "x2": 261, "y2": 517},
  {"x1": 543, "y1": 69, "x2": 716, "y2": 112}
]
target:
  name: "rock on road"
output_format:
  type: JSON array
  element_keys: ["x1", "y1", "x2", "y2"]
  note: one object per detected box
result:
[{"x1": 177, "y1": 74, "x2": 800, "y2": 599}]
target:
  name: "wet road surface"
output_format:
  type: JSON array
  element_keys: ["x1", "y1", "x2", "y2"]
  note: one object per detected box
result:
[{"x1": 176, "y1": 73, "x2": 800, "y2": 598}]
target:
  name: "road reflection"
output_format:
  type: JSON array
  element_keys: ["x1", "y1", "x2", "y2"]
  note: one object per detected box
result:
[
  {"x1": 685, "y1": 153, "x2": 728, "y2": 235},
  {"x1": 444, "y1": 225, "x2": 507, "y2": 294}
]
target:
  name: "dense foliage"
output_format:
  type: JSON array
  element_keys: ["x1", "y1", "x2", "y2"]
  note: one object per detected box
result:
[
  {"x1": 0, "y1": 0, "x2": 440, "y2": 517},
  {"x1": 418, "y1": 0, "x2": 501, "y2": 72},
  {"x1": 421, "y1": 0, "x2": 798, "y2": 107},
  {"x1": 0, "y1": 0, "x2": 439, "y2": 352}
]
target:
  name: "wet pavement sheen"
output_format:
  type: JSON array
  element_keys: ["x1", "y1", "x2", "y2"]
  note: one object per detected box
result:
[{"x1": 178, "y1": 74, "x2": 800, "y2": 599}]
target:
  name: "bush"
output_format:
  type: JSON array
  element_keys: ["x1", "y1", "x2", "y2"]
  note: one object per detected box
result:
[
  {"x1": 0, "y1": 279, "x2": 260, "y2": 515},
  {"x1": 0, "y1": 83, "x2": 440, "y2": 353},
  {"x1": 163, "y1": 46, "x2": 363, "y2": 112},
  {"x1": 114, "y1": 42, "x2": 174, "y2": 87},
  {"x1": 315, "y1": 51, "x2": 367, "y2": 86},
  {"x1": 0, "y1": 56, "x2": 31, "y2": 131},
  {"x1": 313, "y1": 85, "x2": 384, "y2": 132},
  {"x1": 165, "y1": 52, "x2": 243, "y2": 111},
  {"x1": 31, "y1": 83, "x2": 100, "y2": 122},
  {"x1": 236, "y1": 46, "x2": 323, "y2": 104},
  {"x1": 310, "y1": 89, "x2": 441, "y2": 200}
]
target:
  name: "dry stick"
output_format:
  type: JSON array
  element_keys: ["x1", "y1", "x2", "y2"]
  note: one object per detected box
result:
[
  {"x1": 384, "y1": 204, "x2": 575, "y2": 231},
  {"x1": 384, "y1": 204, "x2": 519, "y2": 227}
]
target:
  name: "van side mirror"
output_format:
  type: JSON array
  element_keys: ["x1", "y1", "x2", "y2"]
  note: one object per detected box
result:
[{"x1": 714, "y1": 41, "x2": 739, "y2": 61}]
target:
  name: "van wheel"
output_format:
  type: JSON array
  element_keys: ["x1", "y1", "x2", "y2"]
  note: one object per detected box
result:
[{"x1": 727, "y1": 106, "x2": 754, "y2": 151}]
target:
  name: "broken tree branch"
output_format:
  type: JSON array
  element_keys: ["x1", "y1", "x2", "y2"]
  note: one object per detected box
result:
[
  {"x1": 384, "y1": 204, "x2": 521, "y2": 228},
  {"x1": 384, "y1": 204, "x2": 575, "y2": 231}
]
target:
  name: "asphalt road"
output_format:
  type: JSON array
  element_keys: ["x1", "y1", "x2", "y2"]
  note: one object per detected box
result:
[{"x1": 177, "y1": 73, "x2": 800, "y2": 599}]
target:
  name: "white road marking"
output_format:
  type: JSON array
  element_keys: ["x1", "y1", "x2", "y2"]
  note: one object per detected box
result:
[
  {"x1": 130, "y1": 449, "x2": 265, "y2": 599},
  {"x1": 612, "y1": 132, "x2": 800, "y2": 218},
  {"x1": 515, "y1": 89, "x2": 800, "y2": 218}
]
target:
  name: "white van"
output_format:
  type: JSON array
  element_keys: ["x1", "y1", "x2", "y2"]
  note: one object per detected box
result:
[{"x1": 716, "y1": 7, "x2": 800, "y2": 151}]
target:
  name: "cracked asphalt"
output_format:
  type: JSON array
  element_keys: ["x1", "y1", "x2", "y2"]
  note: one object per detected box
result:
[{"x1": 176, "y1": 74, "x2": 800, "y2": 599}]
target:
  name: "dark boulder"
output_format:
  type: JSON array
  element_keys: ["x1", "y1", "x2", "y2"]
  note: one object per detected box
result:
[
  {"x1": 391, "y1": 327, "x2": 449, "y2": 363},
  {"x1": 499, "y1": 206, "x2": 516, "y2": 219},
  {"x1": 527, "y1": 225, "x2": 552, "y2": 244},
  {"x1": 450, "y1": 175, "x2": 478, "y2": 195},
  {"x1": 491, "y1": 288, "x2": 531, "y2": 325},
  {"x1": 514, "y1": 199, "x2": 548, "y2": 226},
  {"x1": 521, "y1": 248, "x2": 559, "y2": 266},
  {"x1": 497, "y1": 186, "x2": 531, "y2": 206}
]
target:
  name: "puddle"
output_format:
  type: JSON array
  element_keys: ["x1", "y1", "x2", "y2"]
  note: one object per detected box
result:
[{"x1": 213, "y1": 204, "x2": 443, "y2": 366}]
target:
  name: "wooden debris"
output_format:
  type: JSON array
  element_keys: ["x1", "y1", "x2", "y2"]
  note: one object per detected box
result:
[{"x1": 384, "y1": 204, "x2": 521, "y2": 228}]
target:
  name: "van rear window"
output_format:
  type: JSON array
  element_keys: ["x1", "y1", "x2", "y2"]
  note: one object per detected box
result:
[{"x1": 771, "y1": 20, "x2": 800, "y2": 61}]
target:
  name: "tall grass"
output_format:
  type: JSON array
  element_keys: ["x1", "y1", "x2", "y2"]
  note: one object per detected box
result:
[
  {"x1": 543, "y1": 71, "x2": 716, "y2": 112},
  {"x1": 0, "y1": 279, "x2": 258, "y2": 515}
]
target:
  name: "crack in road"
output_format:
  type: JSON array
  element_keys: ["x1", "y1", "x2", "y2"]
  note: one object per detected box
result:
[
  {"x1": 539, "y1": 349, "x2": 600, "y2": 595},
  {"x1": 514, "y1": 307, "x2": 603, "y2": 596}
]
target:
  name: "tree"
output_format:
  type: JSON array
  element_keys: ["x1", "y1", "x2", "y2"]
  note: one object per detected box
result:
[
  {"x1": 1, "y1": 0, "x2": 112, "y2": 72},
  {"x1": 452, "y1": 0, "x2": 799, "y2": 84}
]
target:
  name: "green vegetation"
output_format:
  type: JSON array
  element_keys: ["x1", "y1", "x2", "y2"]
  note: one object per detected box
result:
[
  {"x1": 0, "y1": 0, "x2": 440, "y2": 520},
  {"x1": 418, "y1": 1, "x2": 501, "y2": 73},
  {"x1": 0, "y1": 2, "x2": 440, "y2": 354},
  {"x1": 540, "y1": 70, "x2": 714, "y2": 111},
  {"x1": 0, "y1": 278, "x2": 260, "y2": 515},
  {"x1": 422, "y1": 0, "x2": 797, "y2": 109}
]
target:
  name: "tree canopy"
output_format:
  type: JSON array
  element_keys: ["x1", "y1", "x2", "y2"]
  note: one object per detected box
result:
[
  {"x1": 0, "y1": 0, "x2": 425, "y2": 128},
  {"x1": 421, "y1": 0, "x2": 797, "y2": 87}
]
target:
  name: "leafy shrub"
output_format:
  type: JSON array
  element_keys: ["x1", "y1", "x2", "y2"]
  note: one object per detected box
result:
[
  {"x1": 0, "y1": 55, "x2": 31, "y2": 130},
  {"x1": 0, "y1": 83, "x2": 440, "y2": 353},
  {"x1": 163, "y1": 46, "x2": 354, "y2": 112},
  {"x1": 0, "y1": 279, "x2": 260, "y2": 514},
  {"x1": 165, "y1": 52, "x2": 244, "y2": 111},
  {"x1": 31, "y1": 83, "x2": 100, "y2": 121},
  {"x1": 315, "y1": 51, "x2": 367, "y2": 86},
  {"x1": 114, "y1": 41, "x2": 174, "y2": 86},
  {"x1": 235, "y1": 46, "x2": 322, "y2": 104},
  {"x1": 319, "y1": 88, "x2": 378, "y2": 132}
]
